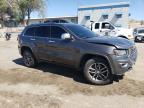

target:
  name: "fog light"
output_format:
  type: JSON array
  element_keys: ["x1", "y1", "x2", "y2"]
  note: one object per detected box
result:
[{"x1": 120, "y1": 63, "x2": 128, "y2": 68}]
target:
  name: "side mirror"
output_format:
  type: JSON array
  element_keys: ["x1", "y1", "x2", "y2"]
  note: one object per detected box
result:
[{"x1": 61, "y1": 33, "x2": 71, "y2": 40}]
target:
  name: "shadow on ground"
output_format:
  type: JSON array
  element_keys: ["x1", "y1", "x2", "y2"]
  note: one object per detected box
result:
[{"x1": 13, "y1": 58, "x2": 123, "y2": 85}]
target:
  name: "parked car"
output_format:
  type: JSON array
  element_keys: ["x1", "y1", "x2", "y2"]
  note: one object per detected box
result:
[
  {"x1": 18, "y1": 23, "x2": 137, "y2": 85},
  {"x1": 133, "y1": 27, "x2": 144, "y2": 42},
  {"x1": 44, "y1": 19, "x2": 69, "y2": 23},
  {"x1": 89, "y1": 21, "x2": 134, "y2": 40}
]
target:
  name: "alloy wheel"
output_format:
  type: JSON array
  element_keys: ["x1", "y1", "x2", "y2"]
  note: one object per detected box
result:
[
  {"x1": 88, "y1": 63, "x2": 109, "y2": 81},
  {"x1": 23, "y1": 52, "x2": 34, "y2": 67}
]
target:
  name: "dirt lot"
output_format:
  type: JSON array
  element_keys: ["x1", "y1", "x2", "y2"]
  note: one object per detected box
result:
[{"x1": 0, "y1": 36, "x2": 144, "y2": 108}]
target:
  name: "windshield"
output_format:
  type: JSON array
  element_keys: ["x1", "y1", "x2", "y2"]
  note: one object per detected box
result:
[{"x1": 66, "y1": 24, "x2": 98, "y2": 39}]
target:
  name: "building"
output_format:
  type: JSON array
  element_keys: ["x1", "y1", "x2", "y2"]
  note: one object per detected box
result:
[
  {"x1": 24, "y1": 2, "x2": 130, "y2": 28},
  {"x1": 78, "y1": 2, "x2": 130, "y2": 28},
  {"x1": 47, "y1": 16, "x2": 78, "y2": 24},
  {"x1": 24, "y1": 16, "x2": 78, "y2": 25}
]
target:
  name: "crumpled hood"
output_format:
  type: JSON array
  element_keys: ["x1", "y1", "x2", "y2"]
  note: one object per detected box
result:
[{"x1": 84, "y1": 36, "x2": 134, "y2": 49}]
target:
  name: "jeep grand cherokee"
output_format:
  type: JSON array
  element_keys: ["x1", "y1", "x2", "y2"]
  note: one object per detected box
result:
[{"x1": 18, "y1": 23, "x2": 137, "y2": 85}]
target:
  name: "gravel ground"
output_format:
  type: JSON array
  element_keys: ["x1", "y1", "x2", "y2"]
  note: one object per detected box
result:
[{"x1": 0, "y1": 36, "x2": 144, "y2": 108}]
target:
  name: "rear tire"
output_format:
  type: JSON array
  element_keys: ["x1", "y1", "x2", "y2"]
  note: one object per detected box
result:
[
  {"x1": 83, "y1": 58, "x2": 112, "y2": 85},
  {"x1": 23, "y1": 50, "x2": 37, "y2": 67}
]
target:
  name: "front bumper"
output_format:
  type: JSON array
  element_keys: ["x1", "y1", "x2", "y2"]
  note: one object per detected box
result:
[{"x1": 109, "y1": 47, "x2": 137, "y2": 75}]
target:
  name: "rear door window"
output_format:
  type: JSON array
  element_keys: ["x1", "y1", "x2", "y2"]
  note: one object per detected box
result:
[
  {"x1": 35, "y1": 26, "x2": 50, "y2": 38},
  {"x1": 51, "y1": 26, "x2": 67, "y2": 39}
]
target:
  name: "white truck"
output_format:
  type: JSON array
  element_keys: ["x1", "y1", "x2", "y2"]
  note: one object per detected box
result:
[{"x1": 89, "y1": 21, "x2": 134, "y2": 40}]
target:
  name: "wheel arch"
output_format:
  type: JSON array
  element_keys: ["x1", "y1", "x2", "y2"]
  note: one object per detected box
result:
[
  {"x1": 118, "y1": 35, "x2": 128, "y2": 39},
  {"x1": 21, "y1": 46, "x2": 33, "y2": 56},
  {"x1": 79, "y1": 54, "x2": 113, "y2": 73}
]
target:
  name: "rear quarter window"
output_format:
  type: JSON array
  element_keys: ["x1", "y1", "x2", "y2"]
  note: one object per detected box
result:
[{"x1": 24, "y1": 27, "x2": 35, "y2": 36}]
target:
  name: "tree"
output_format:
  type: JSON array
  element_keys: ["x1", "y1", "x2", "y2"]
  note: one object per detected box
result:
[
  {"x1": 0, "y1": 0, "x2": 19, "y2": 27},
  {"x1": 0, "y1": 0, "x2": 8, "y2": 26},
  {"x1": 140, "y1": 20, "x2": 144, "y2": 25},
  {"x1": 16, "y1": 0, "x2": 45, "y2": 25}
]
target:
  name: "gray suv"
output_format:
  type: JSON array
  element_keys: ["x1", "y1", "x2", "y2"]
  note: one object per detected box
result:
[{"x1": 18, "y1": 23, "x2": 137, "y2": 85}]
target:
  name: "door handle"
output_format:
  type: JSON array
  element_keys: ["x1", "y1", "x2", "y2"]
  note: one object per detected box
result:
[
  {"x1": 49, "y1": 40, "x2": 55, "y2": 43},
  {"x1": 30, "y1": 38, "x2": 35, "y2": 41}
]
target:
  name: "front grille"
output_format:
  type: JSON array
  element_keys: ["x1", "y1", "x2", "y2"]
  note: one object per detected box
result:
[{"x1": 129, "y1": 46, "x2": 137, "y2": 62}]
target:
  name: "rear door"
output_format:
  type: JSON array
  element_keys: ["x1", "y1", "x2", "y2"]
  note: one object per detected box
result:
[
  {"x1": 22, "y1": 27, "x2": 36, "y2": 50},
  {"x1": 23, "y1": 27, "x2": 36, "y2": 42}
]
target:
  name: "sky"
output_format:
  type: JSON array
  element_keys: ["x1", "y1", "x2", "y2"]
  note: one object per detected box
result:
[{"x1": 31, "y1": 0, "x2": 144, "y2": 20}]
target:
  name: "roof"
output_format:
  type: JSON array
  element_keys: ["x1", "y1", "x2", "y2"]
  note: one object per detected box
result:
[
  {"x1": 28, "y1": 22, "x2": 77, "y2": 27},
  {"x1": 78, "y1": 2, "x2": 130, "y2": 11}
]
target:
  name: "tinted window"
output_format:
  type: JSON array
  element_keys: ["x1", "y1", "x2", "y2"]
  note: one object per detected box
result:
[
  {"x1": 53, "y1": 20, "x2": 60, "y2": 23},
  {"x1": 51, "y1": 26, "x2": 67, "y2": 39},
  {"x1": 102, "y1": 23, "x2": 114, "y2": 29},
  {"x1": 60, "y1": 20, "x2": 68, "y2": 23},
  {"x1": 116, "y1": 14, "x2": 122, "y2": 18},
  {"x1": 85, "y1": 16, "x2": 90, "y2": 20},
  {"x1": 102, "y1": 23, "x2": 110, "y2": 29},
  {"x1": 66, "y1": 25, "x2": 98, "y2": 39},
  {"x1": 95, "y1": 23, "x2": 99, "y2": 29},
  {"x1": 35, "y1": 26, "x2": 50, "y2": 37},
  {"x1": 103, "y1": 15, "x2": 108, "y2": 19},
  {"x1": 24, "y1": 27, "x2": 35, "y2": 36},
  {"x1": 44, "y1": 20, "x2": 50, "y2": 23},
  {"x1": 138, "y1": 29, "x2": 144, "y2": 34}
]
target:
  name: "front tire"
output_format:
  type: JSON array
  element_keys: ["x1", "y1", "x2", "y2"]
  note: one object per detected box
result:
[
  {"x1": 135, "y1": 36, "x2": 141, "y2": 42},
  {"x1": 23, "y1": 50, "x2": 37, "y2": 67},
  {"x1": 84, "y1": 58, "x2": 112, "y2": 85}
]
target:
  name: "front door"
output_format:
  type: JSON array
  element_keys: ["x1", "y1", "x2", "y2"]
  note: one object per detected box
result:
[
  {"x1": 46, "y1": 25, "x2": 78, "y2": 66},
  {"x1": 100, "y1": 22, "x2": 111, "y2": 36}
]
